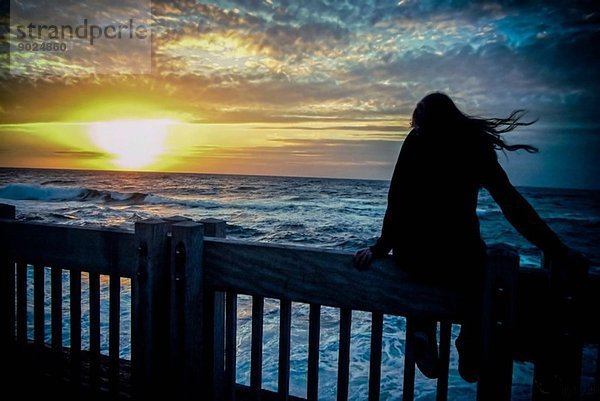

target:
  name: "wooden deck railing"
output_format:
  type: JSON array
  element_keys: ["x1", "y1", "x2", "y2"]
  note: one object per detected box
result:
[{"x1": 1, "y1": 203, "x2": 598, "y2": 400}]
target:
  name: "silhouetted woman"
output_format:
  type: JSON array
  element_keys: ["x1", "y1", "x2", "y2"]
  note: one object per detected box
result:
[{"x1": 353, "y1": 92, "x2": 570, "y2": 382}]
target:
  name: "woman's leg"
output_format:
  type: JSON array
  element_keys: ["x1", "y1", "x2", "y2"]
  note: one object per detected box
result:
[
  {"x1": 456, "y1": 317, "x2": 481, "y2": 383},
  {"x1": 409, "y1": 317, "x2": 440, "y2": 378},
  {"x1": 455, "y1": 253, "x2": 486, "y2": 383}
]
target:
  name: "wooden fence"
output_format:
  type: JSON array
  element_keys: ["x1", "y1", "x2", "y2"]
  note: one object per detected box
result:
[{"x1": 1, "y1": 203, "x2": 598, "y2": 400}]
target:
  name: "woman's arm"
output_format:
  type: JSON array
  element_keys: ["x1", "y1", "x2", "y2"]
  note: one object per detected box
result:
[
  {"x1": 483, "y1": 160, "x2": 569, "y2": 257},
  {"x1": 369, "y1": 132, "x2": 414, "y2": 258}
]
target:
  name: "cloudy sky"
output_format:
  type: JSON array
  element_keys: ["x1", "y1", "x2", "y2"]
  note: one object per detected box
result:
[{"x1": 1, "y1": 0, "x2": 599, "y2": 188}]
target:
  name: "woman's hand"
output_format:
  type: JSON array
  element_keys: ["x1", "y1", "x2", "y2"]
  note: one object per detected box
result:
[{"x1": 353, "y1": 248, "x2": 374, "y2": 271}]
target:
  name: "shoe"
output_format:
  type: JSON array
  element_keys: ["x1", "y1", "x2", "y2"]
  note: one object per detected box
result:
[
  {"x1": 455, "y1": 334, "x2": 480, "y2": 383},
  {"x1": 413, "y1": 331, "x2": 440, "y2": 379}
]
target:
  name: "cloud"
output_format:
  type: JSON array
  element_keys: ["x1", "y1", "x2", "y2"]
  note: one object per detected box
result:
[
  {"x1": 53, "y1": 150, "x2": 109, "y2": 159},
  {"x1": 185, "y1": 137, "x2": 403, "y2": 178},
  {"x1": 2, "y1": 1, "x2": 599, "y2": 127}
]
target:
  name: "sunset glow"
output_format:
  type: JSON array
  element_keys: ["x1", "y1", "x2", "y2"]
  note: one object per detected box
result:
[{"x1": 88, "y1": 120, "x2": 173, "y2": 169}]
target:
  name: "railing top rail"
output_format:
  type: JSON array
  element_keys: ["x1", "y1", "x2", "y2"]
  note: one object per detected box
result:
[{"x1": 1, "y1": 219, "x2": 136, "y2": 277}]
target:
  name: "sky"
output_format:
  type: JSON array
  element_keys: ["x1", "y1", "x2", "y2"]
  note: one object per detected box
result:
[{"x1": 0, "y1": 0, "x2": 599, "y2": 188}]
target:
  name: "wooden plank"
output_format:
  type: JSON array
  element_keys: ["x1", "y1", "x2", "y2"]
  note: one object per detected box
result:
[
  {"x1": 596, "y1": 344, "x2": 600, "y2": 387},
  {"x1": 542, "y1": 251, "x2": 589, "y2": 400},
  {"x1": 1, "y1": 220, "x2": 135, "y2": 277},
  {"x1": 477, "y1": 245, "x2": 520, "y2": 401},
  {"x1": 200, "y1": 218, "x2": 227, "y2": 238},
  {"x1": 7, "y1": 261, "x2": 15, "y2": 342},
  {"x1": 0, "y1": 204, "x2": 15, "y2": 351},
  {"x1": 225, "y1": 292, "x2": 238, "y2": 401},
  {"x1": 307, "y1": 304, "x2": 320, "y2": 401},
  {"x1": 109, "y1": 274, "x2": 121, "y2": 395},
  {"x1": 212, "y1": 291, "x2": 226, "y2": 401},
  {"x1": 436, "y1": 321, "x2": 451, "y2": 401},
  {"x1": 16, "y1": 262, "x2": 27, "y2": 344},
  {"x1": 402, "y1": 319, "x2": 416, "y2": 401},
  {"x1": 204, "y1": 238, "x2": 471, "y2": 321},
  {"x1": 34, "y1": 264, "x2": 44, "y2": 346},
  {"x1": 132, "y1": 219, "x2": 169, "y2": 398},
  {"x1": 2, "y1": 204, "x2": 17, "y2": 385},
  {"x1": 6, "y1": 261, "x2": 15, "y2": 332},
  {"x1": 0, "y1": 204, "x2": 16, "y2": 219},
  {"x1": 337, "y1": 308, "x2": 352, "y2": 401},
  {"x1": 368, "y1": 312, "x2": 383, "y2": 401},
  {"x1": 278, "y1": 299, "x2": 292, "y2": 399},
  {"x1": 170, "y1": 241, "x2": 185, "y2": 390},
  {"x1": 70, "y1": 269, "x2": 82, "y2": 385},
  {"x1": 51, "y1": 267, "x2": 62, "y2": 350},
  {"x1": 251, "y1": 295, "x2": 264, "y2": 392},
  {"x1": 170, "y1": 221, "x2": 205, "y2": 400},
  {"x1": 89, "y1": 272, "x2": 101, "y2": 391},
  {"x1": 196, "y1": 220, "x2": 225, "y2": 400}
]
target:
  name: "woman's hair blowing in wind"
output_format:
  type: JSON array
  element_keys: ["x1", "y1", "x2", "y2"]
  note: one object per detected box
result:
[{"x1": 411, "y1": 92, "x2": 539, "y2": 153}]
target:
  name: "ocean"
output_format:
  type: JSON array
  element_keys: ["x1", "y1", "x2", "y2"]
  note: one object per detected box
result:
[{"x1": 1, "y1": 167, "x2": 598, "y2": 400}]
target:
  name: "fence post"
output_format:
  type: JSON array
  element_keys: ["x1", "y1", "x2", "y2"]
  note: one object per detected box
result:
[
  {"x1": 201, "y1": 219, "x2": 227, "y2": 401},
  {"x1": 477, "y1": 244, "x2": 519, "y2": 401},
  {"x1": 535, "y1": 251, "x2": 588, "y2": 400},
  {"x1": 132, "y1": 219, "x2": 170, "y2": 399},
  {"x1": 169, "y1": 220, "x2": 205, "y2": 400},
  {"x1": 0, "y1": 204, "x2": 16, "y2": 372}
]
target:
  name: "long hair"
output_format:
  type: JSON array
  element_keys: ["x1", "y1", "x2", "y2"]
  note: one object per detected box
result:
[{"x1": 411, "y1": 92, "x2": 539, "y2": 153}]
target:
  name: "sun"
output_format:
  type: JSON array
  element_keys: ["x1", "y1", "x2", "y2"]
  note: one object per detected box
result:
[{"x1": 88, "y1": 119, "x2": 173, "y2": 169}]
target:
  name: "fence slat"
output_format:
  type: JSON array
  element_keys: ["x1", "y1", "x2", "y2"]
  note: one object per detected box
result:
[
  {"x1": 70, "y1": 270, "x2": 82, "y2": 385},
  {"x1": 307, "y1": 304, "x2": 321, "y2": 401},
  {"x1": 6, "y1": 259, "x2": 16, "y2": 344},
  {"x1": 7, "y1": 261, "x2": 15, "y2": 343},
  {"x1": 16, "y1": 263, "x2": 27, "y2": 345},
  {"x1": 34, "y1": 264, "x2": 44, "y2": 346},
  {"x1": 251, "y1": 295, "x2": 264, "y2": 393},
  {"x1": 0, "y1": 205, "x2": 15, "y2": 378},
  {"x1": 212, "y1": 291, "x2": 226, "y2": 401},
  {"x1": 51, "y1": 267, "x2": 62, "y2": 351},
  {"x1": 279, "y1": 299, "x2": 292, "y2": 399},
  {"x1": 436, "y1": 321, "x2": 451, "y2": 401},
  {"x1": 225, "y1": 292, "x2": 238, "y2": 401},
  {"x1": 402, "y1": 319, "x2": 416, "y2": 401},
  {"x1": 89, "y1": 272, "x2": 101, "y2": 391},
  {"x1": 596, "y1": 344, "x2": 600, "y2": 386},
  {"x1": 337, "y1": 308, "x2": 352, "y2": 401},
  {"x1": 369, "y1": 312, "x2": 383, "y2": 401},
  {"x1": 109, "y1": 274, "x2": 121, "y2": 394}
]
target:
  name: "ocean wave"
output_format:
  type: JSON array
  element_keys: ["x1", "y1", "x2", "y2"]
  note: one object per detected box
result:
[
  {"x1": 234, "y1": 185, "x2": 261, "y2": 191},
  {"x1": 0, "y1": 183, "x2": 86, "y2": 201},
  {"x1": 0, "y1": 183, "x2": 220, "y2": 209},
  {"x1": 144, "y1": 194, "x2": 220, "y2": 208},
  {"x1": 40, "y1": 179, "x2": 78, "y2": 185}
]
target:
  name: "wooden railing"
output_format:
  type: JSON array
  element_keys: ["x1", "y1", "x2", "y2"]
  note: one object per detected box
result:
[{"x1": 1, "y1": 203, "x2": 598, "y2": 400}]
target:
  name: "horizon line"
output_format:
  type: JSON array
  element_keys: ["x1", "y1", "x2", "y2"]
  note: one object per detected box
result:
[{"x1": 1, "y1": 165, "x2": 598, "y2": 192}]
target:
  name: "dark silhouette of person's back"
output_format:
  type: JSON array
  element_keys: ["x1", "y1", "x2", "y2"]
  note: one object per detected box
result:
[{"x1": 353, "y1": 92, "x2": 572, "y2": 382}]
